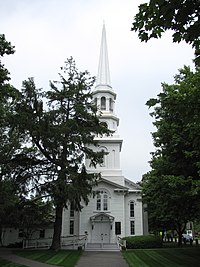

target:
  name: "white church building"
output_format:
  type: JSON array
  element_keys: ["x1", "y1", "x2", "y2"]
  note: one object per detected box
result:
[
  {"x1": 2, "y1": 24, "x2": 148, "y2": 249},
  {"x1": 62, "y1": 24, "x2": 148, "y2": 248}
]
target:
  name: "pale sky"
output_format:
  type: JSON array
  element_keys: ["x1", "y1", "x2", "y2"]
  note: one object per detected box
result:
[{"x1": 1, "y1": 0, "x2": 194, "y2": 182}]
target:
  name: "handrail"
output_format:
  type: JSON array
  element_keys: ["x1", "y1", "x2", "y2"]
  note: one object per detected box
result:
[{"x1": 117, "y1": 236, "x2": 126, "y2": 250}]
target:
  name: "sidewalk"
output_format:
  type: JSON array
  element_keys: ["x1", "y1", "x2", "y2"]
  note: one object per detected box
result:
[
  {"x1": 75, "y1": 251, "x2": 129, "y2": 267},
  {"x1": 0, "y1": 248, "x2": 59, "y2": 267}
]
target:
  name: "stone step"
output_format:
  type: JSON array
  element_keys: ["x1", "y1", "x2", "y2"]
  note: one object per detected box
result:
[{"x1": 85, "y1": 243, "x2": 120, "y2": 251}]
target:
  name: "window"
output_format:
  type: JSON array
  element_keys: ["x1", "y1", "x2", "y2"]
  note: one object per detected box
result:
[
  {"x1": 101, "y1": 97, "x2": 106, "y2": 110},
  {"x1": 18, "y1": 229, "x2": 23, "y2": 238},
  {"x1": 130, "y1": 221, "x2": 135, "y2": 235},
  {"x1": 115, "y1": 222, "x2": 121, "y2": 235},
  {"x1": 109, "y1": 98, "x2": 113, "y2": 111},
  {"x1": 96, "y1": 193, "x2": 101, "y2": 211},
  {"x1": 70, "y1": 220, "x2": 74, "y2": 235},
  {"x1": 94, "y1": 98, "x2": 98, "y2": 107},
  {"x1": 96, "y1": 190, "x2": 109, "y2": 211},
  {"x1": 40, "y1": 229, "x2": 45, "y2": 238},
  {"x1": 130, "y1": 201, "x2": 135, "y2": 217},
  {"x1": 103, "y1": 194, "x2": 108, "y2": 211},
  {"x1": 70, "y1": 203, "x2": 74, "y2": 217}
]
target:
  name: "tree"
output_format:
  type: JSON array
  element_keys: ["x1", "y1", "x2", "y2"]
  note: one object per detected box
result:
[
  {"x1": 12, "y1": 197, "x2": 54, "y2": 240},
  {"x1": 132, "y1": 0, "x2": 200, "y2": 66},
  {"x1": 143, "y1": 66, "x2": 200, "y2": 245},
  {"x1": 16, "y1": 57, "x2": 112, "y2": 250},
  {"x1": 0, "y1": 34, "x2": 26, "y2": 245},
  {"x1": 0, "y1": 34, "x2": 55, "y2": 247}
]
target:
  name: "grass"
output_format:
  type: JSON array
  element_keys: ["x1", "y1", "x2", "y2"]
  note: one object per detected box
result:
[
  {"x1": 0, "y1": 257, "x2": 27, "y2": 267},
  {"x1": 123, "y1": 247, "x2": 200, "y2": 267},
  {"x1": 15, "y1": 249, "x2": 81, "y2": 267}
]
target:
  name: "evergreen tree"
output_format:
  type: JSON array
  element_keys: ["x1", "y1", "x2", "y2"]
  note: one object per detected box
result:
[{"x1": 17, "y1": 57, "x2": 112, "y2": 250}]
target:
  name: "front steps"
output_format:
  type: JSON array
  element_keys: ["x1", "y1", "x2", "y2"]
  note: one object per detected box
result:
[{"x1": 85, "y1": 243, "x2": 120, "y2": 251}]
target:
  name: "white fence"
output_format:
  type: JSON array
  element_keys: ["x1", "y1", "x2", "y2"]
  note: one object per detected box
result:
[{"x1": 23, "y1": 235, "x2": 87, "y2": 250}]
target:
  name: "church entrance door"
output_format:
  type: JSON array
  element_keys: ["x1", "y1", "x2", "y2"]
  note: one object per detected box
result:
[{"x1": 92, "y1": 221, "x2": 110, "y2": 243}]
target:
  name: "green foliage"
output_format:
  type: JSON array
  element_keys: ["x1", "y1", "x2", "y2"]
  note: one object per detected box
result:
[
  {"x1": 11, "y1": 197, "x2": 54, "y2": 239},
  {"x1": 123, "y1": 235, "x2": 163, "y2": 249},
  {"x1": 132, "y1": 0, "x2": 200, "y2": 66},
  {"x1": 143, "y1": 66, "x2": 200, "y2": 244}
]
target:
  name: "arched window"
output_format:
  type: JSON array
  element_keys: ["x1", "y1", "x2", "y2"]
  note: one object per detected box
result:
[
  {"x1": 103, "y1": 194, "x2": 108, "y2": 211},
  {"x1": 101, "y1": 96, "x2": 106, "y2": 110},
  {"x1": 109, "y1": 98, "x2": 113, "y2": 111},
  {"x1": 96, "y1": 190, "x2": 110, "y2": 211},
  {"x1": 96, "y1": 193, "x2": 101, "y2": 211},
  {"x1": 94, "y1": 98, "x2": 98, "y2": 107},
  {"x1": 130, "y1": 201, "x2": 135, "y2": 217}
]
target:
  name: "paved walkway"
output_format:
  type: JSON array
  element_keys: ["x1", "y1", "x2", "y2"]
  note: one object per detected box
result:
[
  {"x1": 0, "y1": 248, "x2": 129, "y2": 267},
  {"x1": 75, "y1": 251, "x2": 129, "y2": 267}
]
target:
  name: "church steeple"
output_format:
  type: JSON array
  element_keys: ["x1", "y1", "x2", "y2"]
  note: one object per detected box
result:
[
  {"x1": 96, "y1": 23, "x2": 112, "y2": 89},
  {"x1": 93, "y1": 23, "x2": 119, "y2": 131},
  {"x1": 87, "y1": 23, "x2": 123, "y2": 184}
]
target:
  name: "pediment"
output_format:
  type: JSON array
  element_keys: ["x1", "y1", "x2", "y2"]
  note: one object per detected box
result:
[
  {"x1": 90, "y1": 212, "x2": 114, "y2": 223},
  {"x1": 98, "y1": 177, "x2": 128, "y2": 191}
]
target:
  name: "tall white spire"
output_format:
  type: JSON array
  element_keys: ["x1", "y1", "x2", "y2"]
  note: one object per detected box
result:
[{"x1": 96, "y1": 23, "x2": 112, "y2": 88}]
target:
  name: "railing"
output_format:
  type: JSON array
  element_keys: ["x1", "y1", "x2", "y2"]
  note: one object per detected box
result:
[
  {"x1": 117, "y1": 236, "x2": 126, "y2": 250},
  {"x1": 23, "y1": 235, "x2": 87, "y2": 250}
]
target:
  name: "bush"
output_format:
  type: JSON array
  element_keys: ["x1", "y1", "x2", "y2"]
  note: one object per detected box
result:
[{"x1": 123, "y1": 235, "x2": 163, "y2": 249}]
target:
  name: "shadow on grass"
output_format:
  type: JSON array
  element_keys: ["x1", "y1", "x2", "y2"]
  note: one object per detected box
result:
[
  {"x1": 15, "y1": 249, "x2": 82, "y2": 267},
  {"x1": 0, "y1": 257, "x2": 27, "y2": 267}
]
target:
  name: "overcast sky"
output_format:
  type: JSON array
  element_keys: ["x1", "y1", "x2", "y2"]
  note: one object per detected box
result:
[{"x1": 1, "y1": 0, "x2": 195, "y2": 182}]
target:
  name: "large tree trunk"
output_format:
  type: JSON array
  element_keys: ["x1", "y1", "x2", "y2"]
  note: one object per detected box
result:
[
  {"x1": 50, "y1": 203, "x2": 63, "y2": 250},
  {"x1": 176, "y1": 223, "x2": 186, "y2": 246}
]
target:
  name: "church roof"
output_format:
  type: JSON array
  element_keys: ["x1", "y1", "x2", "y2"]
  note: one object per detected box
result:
[
  {"x1": 98, "y1": 177, "x2": 129, "y2": 191},
  {"x1": 95, "y1": 23, "x2": 113, "y2": 90}
]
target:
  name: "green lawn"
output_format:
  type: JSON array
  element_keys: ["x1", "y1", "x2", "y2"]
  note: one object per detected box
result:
[
  {"x1": 123, "y1": 247, "x2": 200, "y2": 267},
  {"x1": 15, "y1": 249, "x2": 81, "y2": 267},
  {"x1": 0, "y1": 257, "x2": 27, "y2": 267}
]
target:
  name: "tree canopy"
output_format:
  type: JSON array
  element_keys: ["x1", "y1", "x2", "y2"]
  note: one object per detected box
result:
[
  {"x1": 132, "y1": 0, "x2": 200, "y2": 66},
  {"x1": 143, "y1": 66, "x2": 200, "y2": 244}
]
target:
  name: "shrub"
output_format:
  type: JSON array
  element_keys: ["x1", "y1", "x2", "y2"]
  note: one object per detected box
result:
[{"x1": 123, "y1": 235, "x2": 163, "y2": 249}]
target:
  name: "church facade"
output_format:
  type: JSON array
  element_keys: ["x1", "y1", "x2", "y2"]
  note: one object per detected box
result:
[{"x1": 62, "y1": 24, "x2": 148, "y2": 246}]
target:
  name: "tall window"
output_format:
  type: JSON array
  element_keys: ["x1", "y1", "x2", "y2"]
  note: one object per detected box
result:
[
  {"x1": 130, "y1": 221, "x2": 135, "y2": 235},
  {"x1": 70, "y1": 203, "x2": 74, "y2": 217},
  {"x1": 40, "y1": 229, "x2": 45, "y2": 238},
  {"x1": 130, "y1": 201, "x2": 135, "y2": 217},
  {"x1": 18, "y1": 229, "x2": 23, "y2": 238},
  {"x1": 109, "y1": 98, "x2": 113, "y2": 111},
  {"x1": 94, "y1": 97, "x2": 98, "y2": 107},
  {"x1": 70, "y1": 220, "x2": 74, "y2": 235},
  {"x1": 96, "y1": 193, "x2": 101, "y2": 211},
  {"x1": 96, "y1": 190, "x2": 109, "y2": 211},
  {"x1": 101, "y1": 97, "x2": 106, "y2": 110},
  {"x1": 115, "y1": 222, "x2": 121, "y2": 235},
  {"x1": 103, "y1": 194, "x2": 108, "y2": 211}
]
